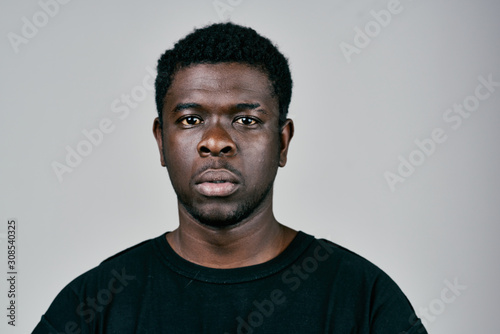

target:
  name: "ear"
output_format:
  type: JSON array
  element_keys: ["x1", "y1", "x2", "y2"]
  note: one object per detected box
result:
[
  {"x1": 152, "y1": 117, "x2": 166, "y2": 167},
  {"x1": 279, "y1": 118, "x2": 294, "y2": 167}
]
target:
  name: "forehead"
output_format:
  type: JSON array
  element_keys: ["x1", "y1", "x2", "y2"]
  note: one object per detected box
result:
[{"x1": 164, "y1": 63, "x2": 277, "y2": 110}]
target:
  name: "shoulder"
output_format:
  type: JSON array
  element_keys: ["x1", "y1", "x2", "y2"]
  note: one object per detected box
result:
[
  {"x1": 301, "y1": 236, "x2": 425, "y2": 332},
  {"x1": 305, "y1": 236, "x2": 383, "y2": 274},
  {"x1": 65, "y1": 234, "x2": 164, "y2": 292},
  {"x1": 100, "y1": 235, "x2": 159, "y2": 265},
  {"x1": 36, "y1": 235, "x2": 166, "y2": 332},
  {"x1": 302, "y1": 236, "x2": 404, "y2": 294}
]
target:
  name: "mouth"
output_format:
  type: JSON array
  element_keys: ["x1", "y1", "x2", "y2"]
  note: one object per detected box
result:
[
  {"x1": 194, "y1": 169, "x2": 241, "y2": 197},
  {"x1": 195, "y1": 181, "x2": 239, "y2": 197}
]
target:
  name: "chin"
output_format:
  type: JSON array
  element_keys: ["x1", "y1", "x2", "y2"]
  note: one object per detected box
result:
[
  {"x1": 178, "y1": 183, "x2": 274, "y2": 229},
  {"x1": 189, "y1": 207, "x2": 250, "y2": 229},
  {"x1": 198, "y1": 218, "x2": 242, "y2": 229},
  {"x1": 180, "y1": 200, "x2": 256, "y2": 229}
]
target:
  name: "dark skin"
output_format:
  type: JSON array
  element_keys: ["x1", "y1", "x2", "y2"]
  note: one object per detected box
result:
[{"x1": 153, "y1": 63, "x2": 296, "y2": 269}]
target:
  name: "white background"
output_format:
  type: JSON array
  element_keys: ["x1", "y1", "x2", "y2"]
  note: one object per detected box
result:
[{"x1": 1, "y1": 0, "x2": 499, "y2": 332}]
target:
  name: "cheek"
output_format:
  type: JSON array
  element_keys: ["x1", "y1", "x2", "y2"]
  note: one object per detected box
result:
[
  {"x1": 163, "y1": 135, "x2": 197, "y2": 179},
  {"x1": 164, "y1": 130, "x2": 196, "y2": 158},
  {"x1": 241, "y1": 134, "x2": 281, "y2": 172}
]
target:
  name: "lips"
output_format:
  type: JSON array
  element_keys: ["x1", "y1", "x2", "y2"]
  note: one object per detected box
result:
[{"x1": 194, "y1": 169, "x2": 240, "y2": 197}]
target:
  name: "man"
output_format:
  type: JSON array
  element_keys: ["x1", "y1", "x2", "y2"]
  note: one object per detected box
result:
[{"x1": 33, "y1": 22, "x2": 427, "y2": 333}]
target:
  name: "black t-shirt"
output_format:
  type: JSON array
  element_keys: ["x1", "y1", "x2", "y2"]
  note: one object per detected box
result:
[{"x1": 33, "y1": 231, "x2": 427, "y2": 333}]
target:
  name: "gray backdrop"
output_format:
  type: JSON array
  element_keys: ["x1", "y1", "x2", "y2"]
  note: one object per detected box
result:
[{"x1": 1, "y1": 0, "x2": 499, "y2": 332}]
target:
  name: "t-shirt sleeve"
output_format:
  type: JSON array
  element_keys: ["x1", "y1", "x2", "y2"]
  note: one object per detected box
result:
[
  {"x1": 369, "y1": 272, "x2": 428, "y2": 334},
  {"x1": 32, "y1": 282, "x2": 90, "y2": 334}
]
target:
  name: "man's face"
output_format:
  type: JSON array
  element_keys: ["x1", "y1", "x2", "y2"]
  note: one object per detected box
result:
[{"x1": 153, "y1": 63, "x2": 293, "y2": 228}]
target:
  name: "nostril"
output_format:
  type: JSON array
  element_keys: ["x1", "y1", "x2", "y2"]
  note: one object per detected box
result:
[
  {"x1": 200, "y1": 146, "x2": 210, "y2": 154},
  {"x1": 220, "y1": 146, "x2": 232, "y2": 155}
]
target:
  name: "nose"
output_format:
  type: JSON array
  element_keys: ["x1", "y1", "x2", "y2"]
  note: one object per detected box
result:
[{"x1": 197, "y1": 123, "x2": 236, "y2": 157}]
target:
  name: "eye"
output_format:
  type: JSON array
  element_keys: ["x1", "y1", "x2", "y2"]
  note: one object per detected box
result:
[
  {"x1": 179, "y1": 116, "x2": 203, "y2": 126},
  {"x1": 235, "y1": 117, "x2": 258, "y2": 126}
]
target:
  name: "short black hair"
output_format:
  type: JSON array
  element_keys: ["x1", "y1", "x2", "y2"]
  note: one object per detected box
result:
[{"x1": 155, "y1": 22, "x2": 292, "y2": 127}]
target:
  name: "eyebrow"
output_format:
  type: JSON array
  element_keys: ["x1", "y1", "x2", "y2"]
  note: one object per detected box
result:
[
  {"x1": 235, "y1": 103, "x2": 268, "y2": 115},
  {"x1": 172, "y1": 102, "x2": 268, "y2": 114},
  {"x1": 172, "y1": 103, "x2": 202, "y2": 112}
]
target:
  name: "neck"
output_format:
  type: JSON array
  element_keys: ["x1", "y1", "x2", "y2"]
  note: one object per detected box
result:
[{"x1": 166, "y1": 201, "x2": 296, "y2": 268}]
